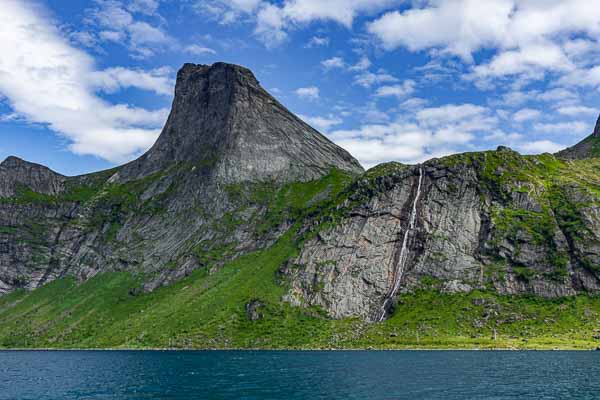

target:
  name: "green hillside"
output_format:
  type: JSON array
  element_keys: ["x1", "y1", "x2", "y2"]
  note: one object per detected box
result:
[{"x1": 1, "y1": 152, "x2": 599, "y2": 350}]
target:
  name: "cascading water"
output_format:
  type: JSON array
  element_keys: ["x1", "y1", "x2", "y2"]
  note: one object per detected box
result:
[{"x1": 377, "y1": 167, "x2": 423, "y2": 322}]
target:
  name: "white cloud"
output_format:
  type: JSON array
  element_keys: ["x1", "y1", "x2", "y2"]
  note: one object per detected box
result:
[
  {"x1": 368, "y1": 1, "x2": 600, "y2": 58},
  {"x1": 558, "y1": 66, "x2": 600, "y2": 89},
  {"x1": 534, "y1": 121, "x2": 589, "y2": 135},
  {"x1": 184, "y1": 44, "x2": 217, "y2": 55},
  {"x1": 400, "y1": 97, "x2": 428, "y2": 110},
  {"x1": 367, "y1": 0, "x2": 600, "y2": 88},
  {"x1": 471, "y1": 42, "x2": 574, "y2": 79},
  {"x1": 88, "y1": 0, "x2": 173, "y2": 58},
  {"x1": 321, "y1": 57, "x2": 345, "y2": 70},
  {"x1": 127, "y1": 0, "x2": 161, "y2": 15},
  {"x1": 329, "y1": 103, "x2": 498, "y2": 167},
  {"x1": 254, "y1": 3, "x2": 287, "y2": 47},
  {"x1": 306, "y1": 36, "x2": 329, "y2": 48},
  {"x1": 368, "y1": 0, "x2": 513, "y2": 60},
  {"x1": 513, "y1": 108, "x2": 540, "y2": 122},
  {"x1": 276, "y1": 0, "x2": 399, "y2": 28},
  {"x1": 99, "y1": 30, "x2": 125, "y2": 42},
  {"x1": 90, "y1": 67, "x2": 174, "y2": 96},
  {"x1": 0, "y1": 1, "x2": 167, "y2": 163},
  {"x1": 206, "y1": 0, "x2": 399, "y2": 47},
  {"x1": 557, "y1": 106, "x2": 598, "y2": 117},
  {"x1": 536, "y1": 88, "x2": 578, "y2": 103},
  {"x1": 298, "y1": 114, "x2": 343, "y2": 132},
  {"x1": 194, "y1": 0, "x2": 263, "y2": 23},
  {"x1": 518, "y1": 140, "x2": 564, "y2": 154},
  {"x1": 354, "y1": 70, "x2": 398, "y2": 88},
  {"x1": 295, "y1": 86, "x2": 320, "y2": 100},
  {"x1": 375, "y1": 80, "x2": 415, "y2": 99},
  {"x1": 348, "y1": 56, "x2": 371, "y2": 71}
]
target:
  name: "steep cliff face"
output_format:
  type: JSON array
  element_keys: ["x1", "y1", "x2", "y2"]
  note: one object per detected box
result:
[
  {"x1": 0, "y1": 157, "x2": 65, "y2": 197},
  {"x1": 0, "y1": 62, "x2": 363, "y2": 295},
  {"x1": 116, "y1": 62, "x2": 362, "y2": 183},
  {"x1": 283, "y1": 148, "x2": 600, "y2": 321},
  {"x1": 0, "y1": 62, "x2": 599, "y2": 334}
]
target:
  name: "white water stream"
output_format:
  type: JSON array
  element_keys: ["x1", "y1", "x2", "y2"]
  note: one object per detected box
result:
[{"x1": 377, "y1": 167, "x2": 423, "y2": 322}]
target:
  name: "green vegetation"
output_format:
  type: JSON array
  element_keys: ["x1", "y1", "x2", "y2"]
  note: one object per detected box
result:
[
  {"x1": 225, "y1": 167, "x2": 354, "y2": 236},
  {"x1": 0, "y1": 151, "x2": 599, "y2": 350},
  {"x1": 439, "y1": 150, "x2": 600, "y2": 280},
  {"x1": 1, "y1": 241, "x2": 599, "y2": 349}
]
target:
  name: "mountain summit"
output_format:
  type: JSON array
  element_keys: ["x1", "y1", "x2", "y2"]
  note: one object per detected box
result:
[{"x1": 119, "y1": 62, "x2": 363, "y2": 183}]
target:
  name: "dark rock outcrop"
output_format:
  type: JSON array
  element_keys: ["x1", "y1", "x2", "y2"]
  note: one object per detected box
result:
[
  {"x1": 0, "y1": 157, "x2": 65, "y2": 197},
  {"x1": 116, "y1": 62, "x2": 362, "y2": 183}
]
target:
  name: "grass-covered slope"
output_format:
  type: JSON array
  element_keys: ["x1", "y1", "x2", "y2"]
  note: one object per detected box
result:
[
  {"x1": 0, "y1": 151, "x2": 599, "y2": 350},
  {"x1": 1, "y1": 253, "x2": 599, "y2": 350}
]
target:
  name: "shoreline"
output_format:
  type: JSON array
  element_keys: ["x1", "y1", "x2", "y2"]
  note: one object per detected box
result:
[{"x1": 1, "y1": 346, "x2": 599, "y2": 352}]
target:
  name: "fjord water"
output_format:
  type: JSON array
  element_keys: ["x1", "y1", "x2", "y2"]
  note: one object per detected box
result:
[{"x1": 1, "y1": 351, "x2": 599, "y2": 399}]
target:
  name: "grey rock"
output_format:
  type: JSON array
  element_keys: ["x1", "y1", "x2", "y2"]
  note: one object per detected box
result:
[
  {"x1": 282, "y1": 149, "x2": 600, "y2": 321},
  {"x1": 245, "y1": 299, "x2": 265, "y2": 321},
  {"x1": 117, "y1": 62, "x2": 362, "y2": 184},
  {"x1": 442, "y1": 280, "x2": 473, "y2": 294},
  {"x1": 0, "y1": 62, "x2": 363, "y2": 295}
]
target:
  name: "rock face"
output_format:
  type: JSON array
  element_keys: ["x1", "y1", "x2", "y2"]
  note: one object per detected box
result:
[
  {"x1": 0, "y1": 62, "x2": 362, "y2": 295},
  {"x1": 0, "y1": 62, "x2": 599, "y2": 327},
  {"x1": 283, "y1": 147, "x2": 600, "y2": 321},
  {"x1": 0, "y1": 157, "x2": 65, "y2": 197},
  {"x1": 117, "y1": 62, "x2": 362, "y2": 183}
]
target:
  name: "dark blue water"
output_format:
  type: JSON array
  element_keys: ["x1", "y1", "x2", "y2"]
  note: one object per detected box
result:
[{"x1": 1, "y1": 351, "x2": 599, "y2": 399}]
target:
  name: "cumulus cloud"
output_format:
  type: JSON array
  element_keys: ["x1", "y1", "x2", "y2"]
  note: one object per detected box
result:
[
  {"x1": 194, "y1": 0, "x2": 263, "y2": 23},
  {"x1": 184, "y1": 44, "x2": 217, "y2": 55},
  {"x1": 557, "y1": 106, "x2": 598, "y2": 117},
  {"x1": 348, "y1": 56, "x2": 372, "y2": 71},
  {"x1": 534, "y1": 121, "x2": 590, "y2": 135},
  {"x1": 305, "y1": 36, "x2": 329, "y2": 48},
  {"x1": 375, "y1": 80, "x2": 415, "y2": 99},
  {"x1": 0, "y1": 1, "x2": 168, "y2": 163},
  {"x1": 513, "y1": 108, "x2": 541, "y2": 122},
  {"x1": 298, "y1": 114, "x2": 343, "y2": 132},
  {"x1": 295, "y1": 86, "x2": 320, "y2": 100},
  {"x1": 368, "y1": 0, "x2": 600, "y2": 88},
  {"x1": 354, "y1": 70, "x2": 398, "y2": 88},
  {"x1": 321, "y1": 57, "x2": 345, "y2": 70},
  {"x1": 87, "y1": 0, "x2": 173, "y2": 59},
  {"x1": 518, "y1": 140, "x2": 564, "y2": 154},
  {"x1": 198, "y1": 0, "x2": 400, "y2": 47},
  {"x1": 328, "y1": 103, "x2": 497, "y2": 167},
  {"x1": 90, "y1": 67, "x2": 174, "y2": 96}
]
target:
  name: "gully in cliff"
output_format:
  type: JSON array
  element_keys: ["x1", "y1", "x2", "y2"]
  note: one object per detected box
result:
[{"x1": 377, "y1": 166, "x2": 424, "y2": 322}]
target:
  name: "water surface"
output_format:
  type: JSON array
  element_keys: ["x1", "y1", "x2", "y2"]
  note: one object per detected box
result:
[{"x1": 1, "y1": 350, "x2": 599, "y2": 399}]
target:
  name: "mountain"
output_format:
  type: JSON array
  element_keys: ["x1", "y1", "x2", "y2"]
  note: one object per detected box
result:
[
  {"x1": 0, "y1": 62, "x2": 362, "y2": 296},
  {"x1": 556, "y1": 115, "x2": 600, "y2": 160},
  {"x1": 117, "y1": 62, "x2": 362, "y2": 183},
  {"x1": 0, "y1": 63, "x2": 599, "y2": 350}
]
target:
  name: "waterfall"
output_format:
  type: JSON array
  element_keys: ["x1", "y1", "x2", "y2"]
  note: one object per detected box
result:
[{"x1": 377, "y1": 166, "x2": 423, "y2": 322}]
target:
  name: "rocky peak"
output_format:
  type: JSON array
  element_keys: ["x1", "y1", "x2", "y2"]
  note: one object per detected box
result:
[
  {"x1": 556, "y1": 113, "x2": 600, "y2": 160},
  {"x1": 118, "y1": 62, "x2": 363, "y2": 183},
  {"x1": 0, "y1": 156, "x2": 64, "y2": 197}
]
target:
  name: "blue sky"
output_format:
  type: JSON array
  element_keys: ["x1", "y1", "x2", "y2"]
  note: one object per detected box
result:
[{"x1": 1, "y1": 0, "x2": 600, "y2": 175}]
